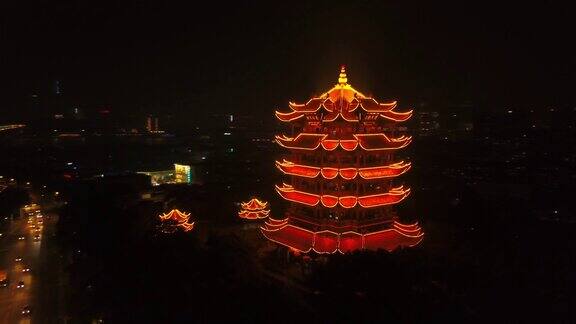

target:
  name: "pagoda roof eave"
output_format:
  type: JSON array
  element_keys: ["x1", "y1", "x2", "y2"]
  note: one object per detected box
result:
[
  {"x1": 380, "y1": 109, "x2": 413, "y2": 122},
  {"x1": 238, "y1": 209, "x2": 270, "y2": 220},
  {"x1": 159, "y1": 209, "x2": 191, "y2": 222},
  {"x1": 275, "y1": 184, "x2": 411, "y2": 208},
  {"x1": 276, "y1": 160, "x2": 412, "y2": 180},
  {"x1": 260, "y1": 221, "x2": 424, "y2": 253},
  {"x1": 276, "y1": 133, "x2": 411, "y2": 151},
  {"x1": 241, "y1": 198, "x2": 269, "y2": 211}
]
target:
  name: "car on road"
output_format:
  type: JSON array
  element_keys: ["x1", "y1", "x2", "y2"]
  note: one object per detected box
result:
[
  {"x1": 22, "y1": 266, "x2": 31, "y2": 272},
  {"x1": 16, "y1": 281, "x2": 25, "y2": 288},
  {"x1": 21, "y1": 305, "x2": 32, "y2": 315},
  {"x1": 34, "y1": 235, "x2": 41, "y2": 241},
  {"x1": 18, "y1": 236, "x2": 26, "y2": 240},
  {"x1": 0, "y1": 270, "x2": 8, "y2": 287},
  {"x1": 15, "y1": 256, "x2": 22, "y2": 262}
]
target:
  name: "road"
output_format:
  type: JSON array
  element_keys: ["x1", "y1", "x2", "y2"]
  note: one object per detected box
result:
[
  {"x1": 0, "y1": 208, "x2": 62, "y2": 323},
  {"x1": 0, "y1": 125, "x2": 26, "y2": 132}
]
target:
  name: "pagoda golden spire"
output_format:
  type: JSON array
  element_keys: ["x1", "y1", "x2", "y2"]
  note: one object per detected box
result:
[{"x1": 338, "y1": 65, "x2": 348, "y2": 85}]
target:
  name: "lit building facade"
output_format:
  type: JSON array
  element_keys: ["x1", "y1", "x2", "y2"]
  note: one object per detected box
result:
[
  {"x1": 146, "y1": 115, "x2": 161, "y2": 133},
  {"x1": 261, "y1": 67, "x2": 423, "y2": 253},
  {"x1": 139, "y1": 163, "x2": 193, "y2": 186},
  {"x1": 174, "y1": 164, "x2": 192, "y2": 184}
]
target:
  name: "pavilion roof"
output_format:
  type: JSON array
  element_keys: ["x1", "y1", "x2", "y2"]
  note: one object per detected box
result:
[
  {"x1": 240, "y1": 198, "x2": 269, "y2": 211},
  {"x1": 159, "y1": 209, "x2": 191, "y2": 223},
  {"x1": 275, "y1": 67, "x2": 412, "y2": 123}
]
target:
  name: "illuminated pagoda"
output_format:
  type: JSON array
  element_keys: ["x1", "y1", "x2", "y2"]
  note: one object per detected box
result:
[
  {"x1": 159, "y1": 209, "x2": 195, "y2": 232},
  {"x1": 261, "y1": 67, "x2": 423, "y2": 253},
  {"x1": 238, "y1": 198, "x2": 270, "y2": 220}
]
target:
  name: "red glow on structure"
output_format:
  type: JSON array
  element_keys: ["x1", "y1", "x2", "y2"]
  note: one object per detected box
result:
[
  {"x1": 276, "y1": 160, "x2": 411, "y2": 180},
  {"x1": 275, "y1": 133, "x2": 410, "y2": 151},
  {"x1": 262, "y1": 67, "x2": 423, "y2": 253},
  {"x1": 261, "y1": 220, "x2": 423, "y2": 253},
  {"x1": 275, "y1": 184, "x2": 410, "y2": 208}
]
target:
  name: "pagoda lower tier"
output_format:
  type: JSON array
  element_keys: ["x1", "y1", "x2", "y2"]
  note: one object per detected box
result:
[
  {"x1": 261, "y1": 218, "x2": 423, "y2": 253},
  {"x1": 276, "y1": 107, "x2": 413, "y2": 123},
  {"x1": 238, "y1": 209, "x2": 270, "y2": 219},
  {"x1": 276, "y1": 160, "x2": 411, "y2": 179},
  {"x1": 275, "y1": 133, "x2": 412, "y2": 151},
  {"x1": 275, "y1": 184, "x2": 410, "y2": 208}
]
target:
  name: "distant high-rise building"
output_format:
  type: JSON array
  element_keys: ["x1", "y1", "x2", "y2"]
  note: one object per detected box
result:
[
  {"x1": 416, "y1": 111, "x2": 440, "y2": 137},
  {"x1": 146, "y1": 115, "x2": 160, "y2": 132},
  {"x1": 138, "y1": 164, "x2": 194, "y2": 186},
  {"x1": 174, "y1": 164, "x2": 192, "y2": 184},
  {"x1": 55, "y1": 80, "x2": 61, "y2": 95}
]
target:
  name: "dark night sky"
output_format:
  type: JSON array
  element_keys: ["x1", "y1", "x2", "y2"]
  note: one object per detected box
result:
[{"x1": 2, "y1": 1, "x2": 574, "y2": 119}]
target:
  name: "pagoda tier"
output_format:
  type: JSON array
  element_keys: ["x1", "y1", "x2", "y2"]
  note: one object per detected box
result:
[
  {"x1": 238, "y1": 198, "x2": 270, "y2": 220},
  {"x1": 275, "y1": 133, "x2": 412, "y2": 151},
  {"x1": 261, "y1": 218, "x2": 423, "y2": 253},
  {"x1": 275, "y1": 184, "x2": 410, "y2": 208},
  {"x1": 177, "y1": 222, "x2": 195, "y2": 232},
  {"x1": 275, "y1": 82, "x2": 413, "y2": 123},
  {"x1": 276, "y1": 160, "x2": 411, "y2": 179},
  {"x1": 159, "y1": 209, "x2": 195, "y2": 232},
  {"x1": 160, "y1": 209, "x2": 191, "y2": 223},
  {"x1": 241, "y1": 198, "x2": 269, "y2": 210},
  {"x1": 276, "y1": 107, "x2": 412, "y2": 123},
  {"x1": 238, "y1": 209, "x2": 270, "y2": 220},
  {"x1": 262, "y1": 66, "x2": 423, "y2": 253}
]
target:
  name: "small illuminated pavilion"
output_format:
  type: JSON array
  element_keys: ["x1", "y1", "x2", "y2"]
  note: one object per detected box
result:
[
  {"x1": 261, "y1": 67, "x2": 423, "y2": 253},
  {"x1": 159, "y1": 209, "x2": 195, "y2": 232},
  {"x1": 238, "y1": 198, "x2": 270, "y2": 220}
]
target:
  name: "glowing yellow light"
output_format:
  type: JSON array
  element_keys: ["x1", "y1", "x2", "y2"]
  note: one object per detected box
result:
[{"x1": 338, "y1": 65, "x2": 347, "y2": 84}]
